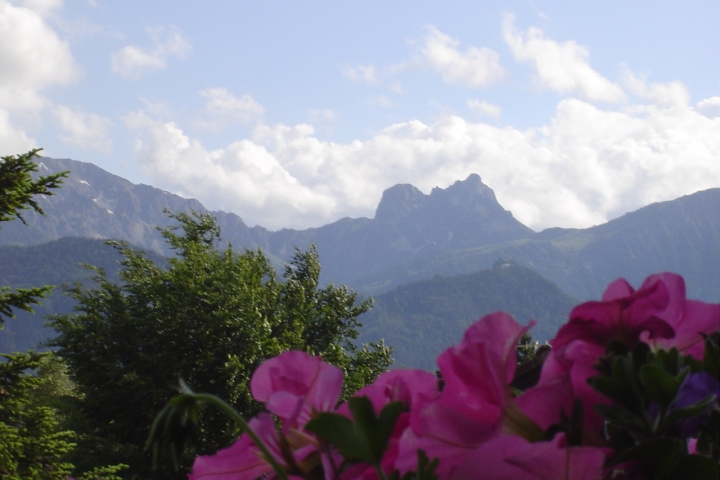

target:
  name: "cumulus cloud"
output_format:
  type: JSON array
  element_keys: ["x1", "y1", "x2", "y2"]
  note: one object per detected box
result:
[
  {"x1": 17, "y1": 0, "x2": 62, "y2": 16},
  {"x1": 0, "y1": 0, "x2": 81, "y2": 110},
  {"x1": 622, "y1": 71, "x2": 689, "y2": 108},
  {"x1": 111, "y1": 25, "x2": 190, "y2": 79},
  {"x1": 696, "y1": 97, "x2": 720, "y2": 118},
  {"x1": 467, "y1": 99, "x2": 501, "y2": 119},
  {"x1": 502, "y1": 14, "x2": 625, "y2": 103},
  {"x1": 195, "y1": 88, "x2": 264, "y2": 130},
  {"x1": 126, "y1": 89, "x2": 719, "y2": 231},
  {"x1": 0, "y1": 108, "x2": 36, "y2": 155},
  {"x1": 422, "y1": 27, "x2": 506, "y2": 88},
  {"x1": 53, "y1": 105, "x2": 112, "y2": 151}
]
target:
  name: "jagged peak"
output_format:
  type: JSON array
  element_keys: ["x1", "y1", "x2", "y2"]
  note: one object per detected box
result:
[
  {"x1": 374, "y1": 183, "x2": 426, "y2": 222},
  {"x1": 374, "y1": 174, "x2": 504, "y2": 222}
]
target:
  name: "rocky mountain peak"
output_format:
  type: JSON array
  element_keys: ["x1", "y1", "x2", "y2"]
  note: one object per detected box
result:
[{"x1": 374, "y1": 183, "x2": 426, "y2": 222}]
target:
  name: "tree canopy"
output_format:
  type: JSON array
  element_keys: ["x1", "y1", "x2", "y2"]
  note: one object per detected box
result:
[{"x1": 48, "y1": 210, "x2": 392, "y2": 479}]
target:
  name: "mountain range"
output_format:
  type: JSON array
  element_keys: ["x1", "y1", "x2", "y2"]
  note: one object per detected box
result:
[
  {"x1": 4, "y1": 156, "x2": 717, "y2": 300},
  {"x1": 1, "y1": 156, "x2": 718, "y2": 367}
]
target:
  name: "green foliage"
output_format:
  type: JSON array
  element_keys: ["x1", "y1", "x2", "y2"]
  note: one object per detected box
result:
[
  {"x1": 0, "y1": 149, "x2": 68, "y2": 327},
  {"x1": 0, "y1": 149, "x2": 68, "y2": 225},
  {"x1": 0, "y1": 237, "x2": 166, "y2": 352},
  {"x1": 0, "y1": 352, "x2": 75, "y2": 479},
  {"x1": 359, "y1": 260, "x2": 576, "y2": 369},
  {"x1": 48, "y1": 210, "x2": 391, "y2": 479},
  {"x1": 588, "y1": 336, "x2": 720, "y2": 479},
  {"x1": 306, "y1": 397, "x2": 403, "y2": 466}
]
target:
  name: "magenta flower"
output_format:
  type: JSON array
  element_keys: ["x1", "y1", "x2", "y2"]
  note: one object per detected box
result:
[
  {"x1": 190, "y1": 351, "x2": 344, "y2": 480},
  {"x1": 537, "y1": 273, "x2": 720, "y2": 441},
  {"x1": 251, "y1": 350, "x2": 344, "y2": 428},
  {"x1": 189, "y1": 413, "x2": 315, "y2": 480},
  {"x1": 553, "y1": 273, "x2": 719, "y2": 357},
  {"x1": 451, "y1": 433, "x2": 608, "y2": 480},
  {"x1": 396, "y1": 312, "x2": 542, "y2": 479},
  {"x1": 336, "y1": 370, "x2": 440, "y2": 480}
]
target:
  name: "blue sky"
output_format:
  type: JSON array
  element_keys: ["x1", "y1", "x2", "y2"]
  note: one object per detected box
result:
[{"x1": 1, "y1": 0, "x2": 718, "y2": 231}]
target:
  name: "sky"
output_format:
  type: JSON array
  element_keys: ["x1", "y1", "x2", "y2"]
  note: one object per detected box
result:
[{"x1": 1, "y1": 0, "x2": 718, "y2": 232}]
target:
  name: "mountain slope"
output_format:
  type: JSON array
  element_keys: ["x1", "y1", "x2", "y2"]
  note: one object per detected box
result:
[
  {"x1": 356, "y1": 188, "x2": 720, "y2": 302},
  {"x1": 357, "y1": 260, "x2": 578, "y2": 370},
  {"x1": 0, "y1": 237, "x2": 165, "y2": 352},
  {"x1": 0, "y1": 157, "x2": 533, "y2": 287}
]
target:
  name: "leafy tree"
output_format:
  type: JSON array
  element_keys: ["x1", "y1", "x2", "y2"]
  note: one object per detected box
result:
[
  {"x1": 0, "y1": 149, "x2": 68, "y2": 326},
  {"x1": 48, "y1": 210, "x2": 392, "y2": 479},
  {"x1": 0, "y1": 352, "x2": 75, "y2": 479}
]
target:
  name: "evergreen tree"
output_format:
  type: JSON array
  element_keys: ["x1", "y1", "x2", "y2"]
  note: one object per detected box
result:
[
  {"x1": 49, "y1": 210, "x2": 391, "y2": 479},
  {"x1": 0, "y1": 149, "x2": 68, "y2": 325}
]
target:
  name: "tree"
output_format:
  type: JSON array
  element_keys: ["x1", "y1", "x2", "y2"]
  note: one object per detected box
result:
[
  {"x1": 0, "y1": 352, "x2": 75, "y2": 479},
  {"x1": 0, "y1": 149, "x2": 68, "y2": 325},
  {"x1": 0, "y1": 150, "x2": 126, "y2": 479},
  {"x1": 48, "y1": 210, "x2": 392, "y2": 479}
]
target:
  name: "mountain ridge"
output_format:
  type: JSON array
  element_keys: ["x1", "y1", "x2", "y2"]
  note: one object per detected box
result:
[{"x1": 2, "y1": 156, "x2": 718, "y2": 302}]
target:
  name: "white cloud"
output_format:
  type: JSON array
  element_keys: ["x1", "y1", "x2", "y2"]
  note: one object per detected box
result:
[
  {"x1": 422, "y1": 26, "x2": 506, "y2": 88},
  {"x1": 195, "y1": 88, "x2": 264, "y2": 130},
  {"x1": 17, "y1": 0, "x2": 62, "y2": 16},
  {"x1": 53, "y1": 105, "x2": 112, "y2": 151},
  {"x1": 111, "y1": 25, "x2": 190, "y2": 79},
  {"x1": 467, "y1": 99, "x2": 501, "y2": 119},
  {"x1": 502, "y1": 14, "x2": 625, "y2": 103},
  {"x1": 342, "y1": 64, "x2": 380, "y2": 85},
  {"x1": 0, "y1": 108, "x2": 36, "y2": 155},
  {"x1": 696, "y1": 97, "x2": 720, "y2": 119},
  {"x1": 126, "y1": 89, "x2": 719, "y2": 232},
  {"x1": 622, "y1": 71, "x2": 689, "y2": 108},
  {"x1": 0, "y1": 0, "x2": 81, "y2": 110}
]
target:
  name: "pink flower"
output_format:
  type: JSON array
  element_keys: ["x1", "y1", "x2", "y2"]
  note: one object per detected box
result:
[
  {"x1": 251, "y1": 350, "x2": 344, "y2": 428},
  {"x1": 190, "y1": 413, "x2": 316, "y2": 480},
  {"x1": 190, "y1": 351, "x2": 344, "y2": 480},
  {"x1": 451, "y1": 433, "x2": 608, "y2": 480},
  {"x1": 553, "y1": 273, "x2": 719, "y2": 357},
  {"x1": 537, "y1": 273, "x2": 720, "y2": 442},
  {"x1": 337, "y1": 370, "x2": 440, "y2": 480},
  {"x1": 396, "y1": 312, "x2": 542, "y2": 479}
]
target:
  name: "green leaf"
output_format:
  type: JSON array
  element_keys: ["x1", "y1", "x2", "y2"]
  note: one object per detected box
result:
[
  {"x1": 610, "y1": 437, "x2": 683, "y2": 473},
  {"x1": 306, "y1": 397, "x2": 404, "y2": 466},
  {"x1": 639, "y1": 364, "x2": 683, "y2": 409},
  {"x1": 703, "y1": 334, "x2": 719, "y2": 381}
]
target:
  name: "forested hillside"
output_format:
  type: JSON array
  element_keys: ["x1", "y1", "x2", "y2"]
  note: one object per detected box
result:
[
  {"x1": 0, "y1": 237, "x2": 165, "y2": 352},
  {"x1": 357, "y1": 260, "x2": 578, "y2": 370}
]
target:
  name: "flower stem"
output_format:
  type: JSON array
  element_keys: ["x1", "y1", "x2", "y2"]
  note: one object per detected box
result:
[{"x1": 193, "y1": 393, "x2": 290, "y2": 480}]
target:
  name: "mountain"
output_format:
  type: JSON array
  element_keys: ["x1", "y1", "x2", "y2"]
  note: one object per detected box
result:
[
  {"x1": 2, "y1": 156, "x2": 718, "y2": 365},
  {"x1": 2, "y1": 157, "x2": 718, "y2": 302},
  {"x1": 0, "y1": 157, "x2": 534, "y2": 287},
  {"x1": 0, "y1": 237, "x2": 165, "y2": 352},
  {"x1": 360, "y1": 188, "x2": 720, "y2": 302},
  {"x1": 357, "y1": 260, "x2": 579, "y2": 370}
]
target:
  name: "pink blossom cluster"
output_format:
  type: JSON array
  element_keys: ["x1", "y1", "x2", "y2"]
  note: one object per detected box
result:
[{"x1": 189, "y1": 273, "x2": 720, "y2": 480}]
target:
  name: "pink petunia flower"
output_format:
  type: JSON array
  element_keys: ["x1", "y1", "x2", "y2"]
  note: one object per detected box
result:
[
  {"x1": 190, "y1": 351, "x2": 345, "y2": 480},
  {"x1": 396, "y1": 312, "x2": 543, "y2": 479},
  {"x1": 537, "y1": 273, "x2": 720, "y2": 441},
  {"x1": 451, "y1": 432, "x2": 608, "y2": 480},
  {"x1": 337, "y1": 370, "x2": 441, "y2": 480}
]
